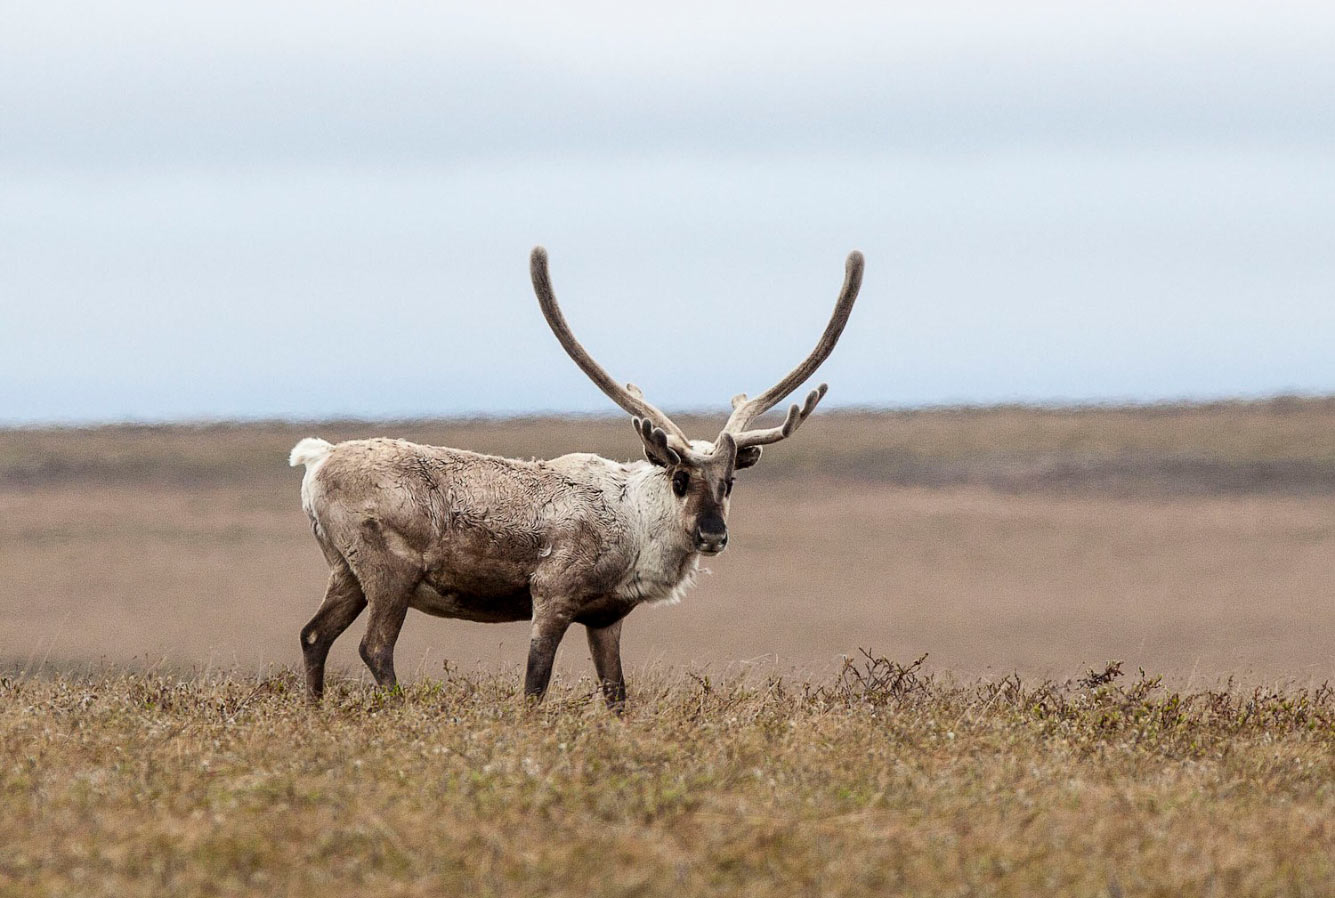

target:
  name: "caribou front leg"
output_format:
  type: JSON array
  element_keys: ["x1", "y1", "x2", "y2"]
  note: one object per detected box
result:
[
  {"x1": 586, "y1": 619, "x2": 627, "y2": 711},
  {"x1": 525, "y1": 597, "x2": 574, "y2": 702}
]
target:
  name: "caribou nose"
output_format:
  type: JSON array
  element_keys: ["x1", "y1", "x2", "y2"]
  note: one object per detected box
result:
[{"x1": 694, "y1": 527, "x2": 728, "y2": 555}]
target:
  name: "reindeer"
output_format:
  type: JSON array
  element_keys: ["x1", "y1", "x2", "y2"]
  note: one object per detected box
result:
[{"x1": 290, "y1": 247, "x2": 863, "y2": 708}]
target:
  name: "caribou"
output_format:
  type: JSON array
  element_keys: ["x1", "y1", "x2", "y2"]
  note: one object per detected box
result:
[{"x1": 290, "y1": 247, "x2": 864, "y2": 708}]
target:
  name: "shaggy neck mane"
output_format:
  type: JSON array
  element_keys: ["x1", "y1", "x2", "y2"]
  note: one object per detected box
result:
[{"x1": 615, "y1": 461, "x2": 700, "y2": 606}]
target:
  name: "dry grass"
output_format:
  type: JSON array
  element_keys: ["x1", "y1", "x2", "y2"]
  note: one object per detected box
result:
[{"x1": 4, "y1": 658, "x2": 1334, "y2": 897}]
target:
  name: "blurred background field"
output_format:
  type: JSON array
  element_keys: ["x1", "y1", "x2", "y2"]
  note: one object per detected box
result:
[{"x1": 4, "y1": 397, "x2": 1333, "y2": 686}]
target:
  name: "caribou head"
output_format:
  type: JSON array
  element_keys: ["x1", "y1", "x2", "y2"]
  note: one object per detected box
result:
[{"x1": 529, "y1": 247, "x2": 864, "y2": 556}]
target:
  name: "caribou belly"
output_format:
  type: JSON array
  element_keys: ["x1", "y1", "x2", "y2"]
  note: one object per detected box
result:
[{"x1": 409, "y1": 581, "x2": 533, "y2": 623}]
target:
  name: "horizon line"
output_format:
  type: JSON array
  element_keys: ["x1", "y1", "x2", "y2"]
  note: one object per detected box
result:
[{"x1": 4, "y1": 391, "x2": 1331, "y2": 433}]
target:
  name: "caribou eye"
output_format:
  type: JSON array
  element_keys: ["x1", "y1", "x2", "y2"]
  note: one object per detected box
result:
[
  {"x1": 672, "y1": 470, "x2": 690, "y2": 497},
  {"x1": 724, "y1": 477, "x2": 734, "y2": 497}
]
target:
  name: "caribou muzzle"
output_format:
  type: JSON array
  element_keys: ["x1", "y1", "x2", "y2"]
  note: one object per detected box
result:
[{"x1": 694, "y1": 515, "x2": 729, "y2": 555}]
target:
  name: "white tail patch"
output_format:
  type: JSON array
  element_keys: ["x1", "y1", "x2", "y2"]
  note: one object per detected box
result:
[{"x1": 289, "y1": 437, "x2": 333, "y2": 469}]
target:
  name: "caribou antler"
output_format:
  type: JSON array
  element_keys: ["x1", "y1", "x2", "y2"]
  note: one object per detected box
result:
[
  {"x1": 720, "y1": 251, "x2": 863, "y2": 449},
  {"x1": 530, "y1": 247, "x2": 691, "y2": 450}
]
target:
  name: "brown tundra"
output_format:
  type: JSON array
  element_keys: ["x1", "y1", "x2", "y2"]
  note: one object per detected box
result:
[{"x1": 290, "y1": 247, "x2": 863, "y2": 708}]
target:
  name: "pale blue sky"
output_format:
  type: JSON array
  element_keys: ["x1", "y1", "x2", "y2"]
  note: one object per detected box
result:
[{"x1": 3, "y1": 2, "x2": 1333, "y2": 423}]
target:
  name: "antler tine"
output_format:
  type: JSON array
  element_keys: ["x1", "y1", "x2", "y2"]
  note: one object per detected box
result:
[
  {"x1": 728, "y1": 385, "x2": 829, "y2": 448},
  {"x1": 721, "y1": 250, "x2": 863, "y2": 441},
  {"x1": 530, "y1": 247, "x2": 690, "y2": 446}
]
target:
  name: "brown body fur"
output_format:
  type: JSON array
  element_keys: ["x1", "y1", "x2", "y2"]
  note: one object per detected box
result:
[{"x1": 296, "y1": 437, "x2": 726, "y2": 708}]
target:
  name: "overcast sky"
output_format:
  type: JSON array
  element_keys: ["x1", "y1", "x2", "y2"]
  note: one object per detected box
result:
[{"x1": 3, "y1": 1, "x2": 1333, "y2": 424}]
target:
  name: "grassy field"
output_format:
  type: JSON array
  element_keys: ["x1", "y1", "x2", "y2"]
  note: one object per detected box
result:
[
  {"x1": 4, "y1": 658, "x2": 1334, "y2": 897},
  {"x1": 3, "y1": 399, "x2": 1335, "y2": 894}
]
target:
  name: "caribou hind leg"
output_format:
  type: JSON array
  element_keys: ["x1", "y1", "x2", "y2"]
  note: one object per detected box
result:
[
  {"x1": 300, "y1": 560, "x2": 368, "y2": 701},
  {"x1": 321, "y1": 514, "x2": 424, "y2": 693},
  {"x1": 359, "y1": 595, "x2": 410, "y2": 691},
  {"x1": 347, "y1": 550, "x2": 418, "y2": 692}
]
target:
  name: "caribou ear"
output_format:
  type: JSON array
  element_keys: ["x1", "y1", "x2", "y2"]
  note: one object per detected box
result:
[{"x1": 734, "y1": 446, "x2": 763, "y2": 470}]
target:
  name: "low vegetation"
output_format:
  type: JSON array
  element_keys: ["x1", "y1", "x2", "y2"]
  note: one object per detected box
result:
[{"x1": 4, "y1": 656, "x2": 1334, "y2": 896}]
